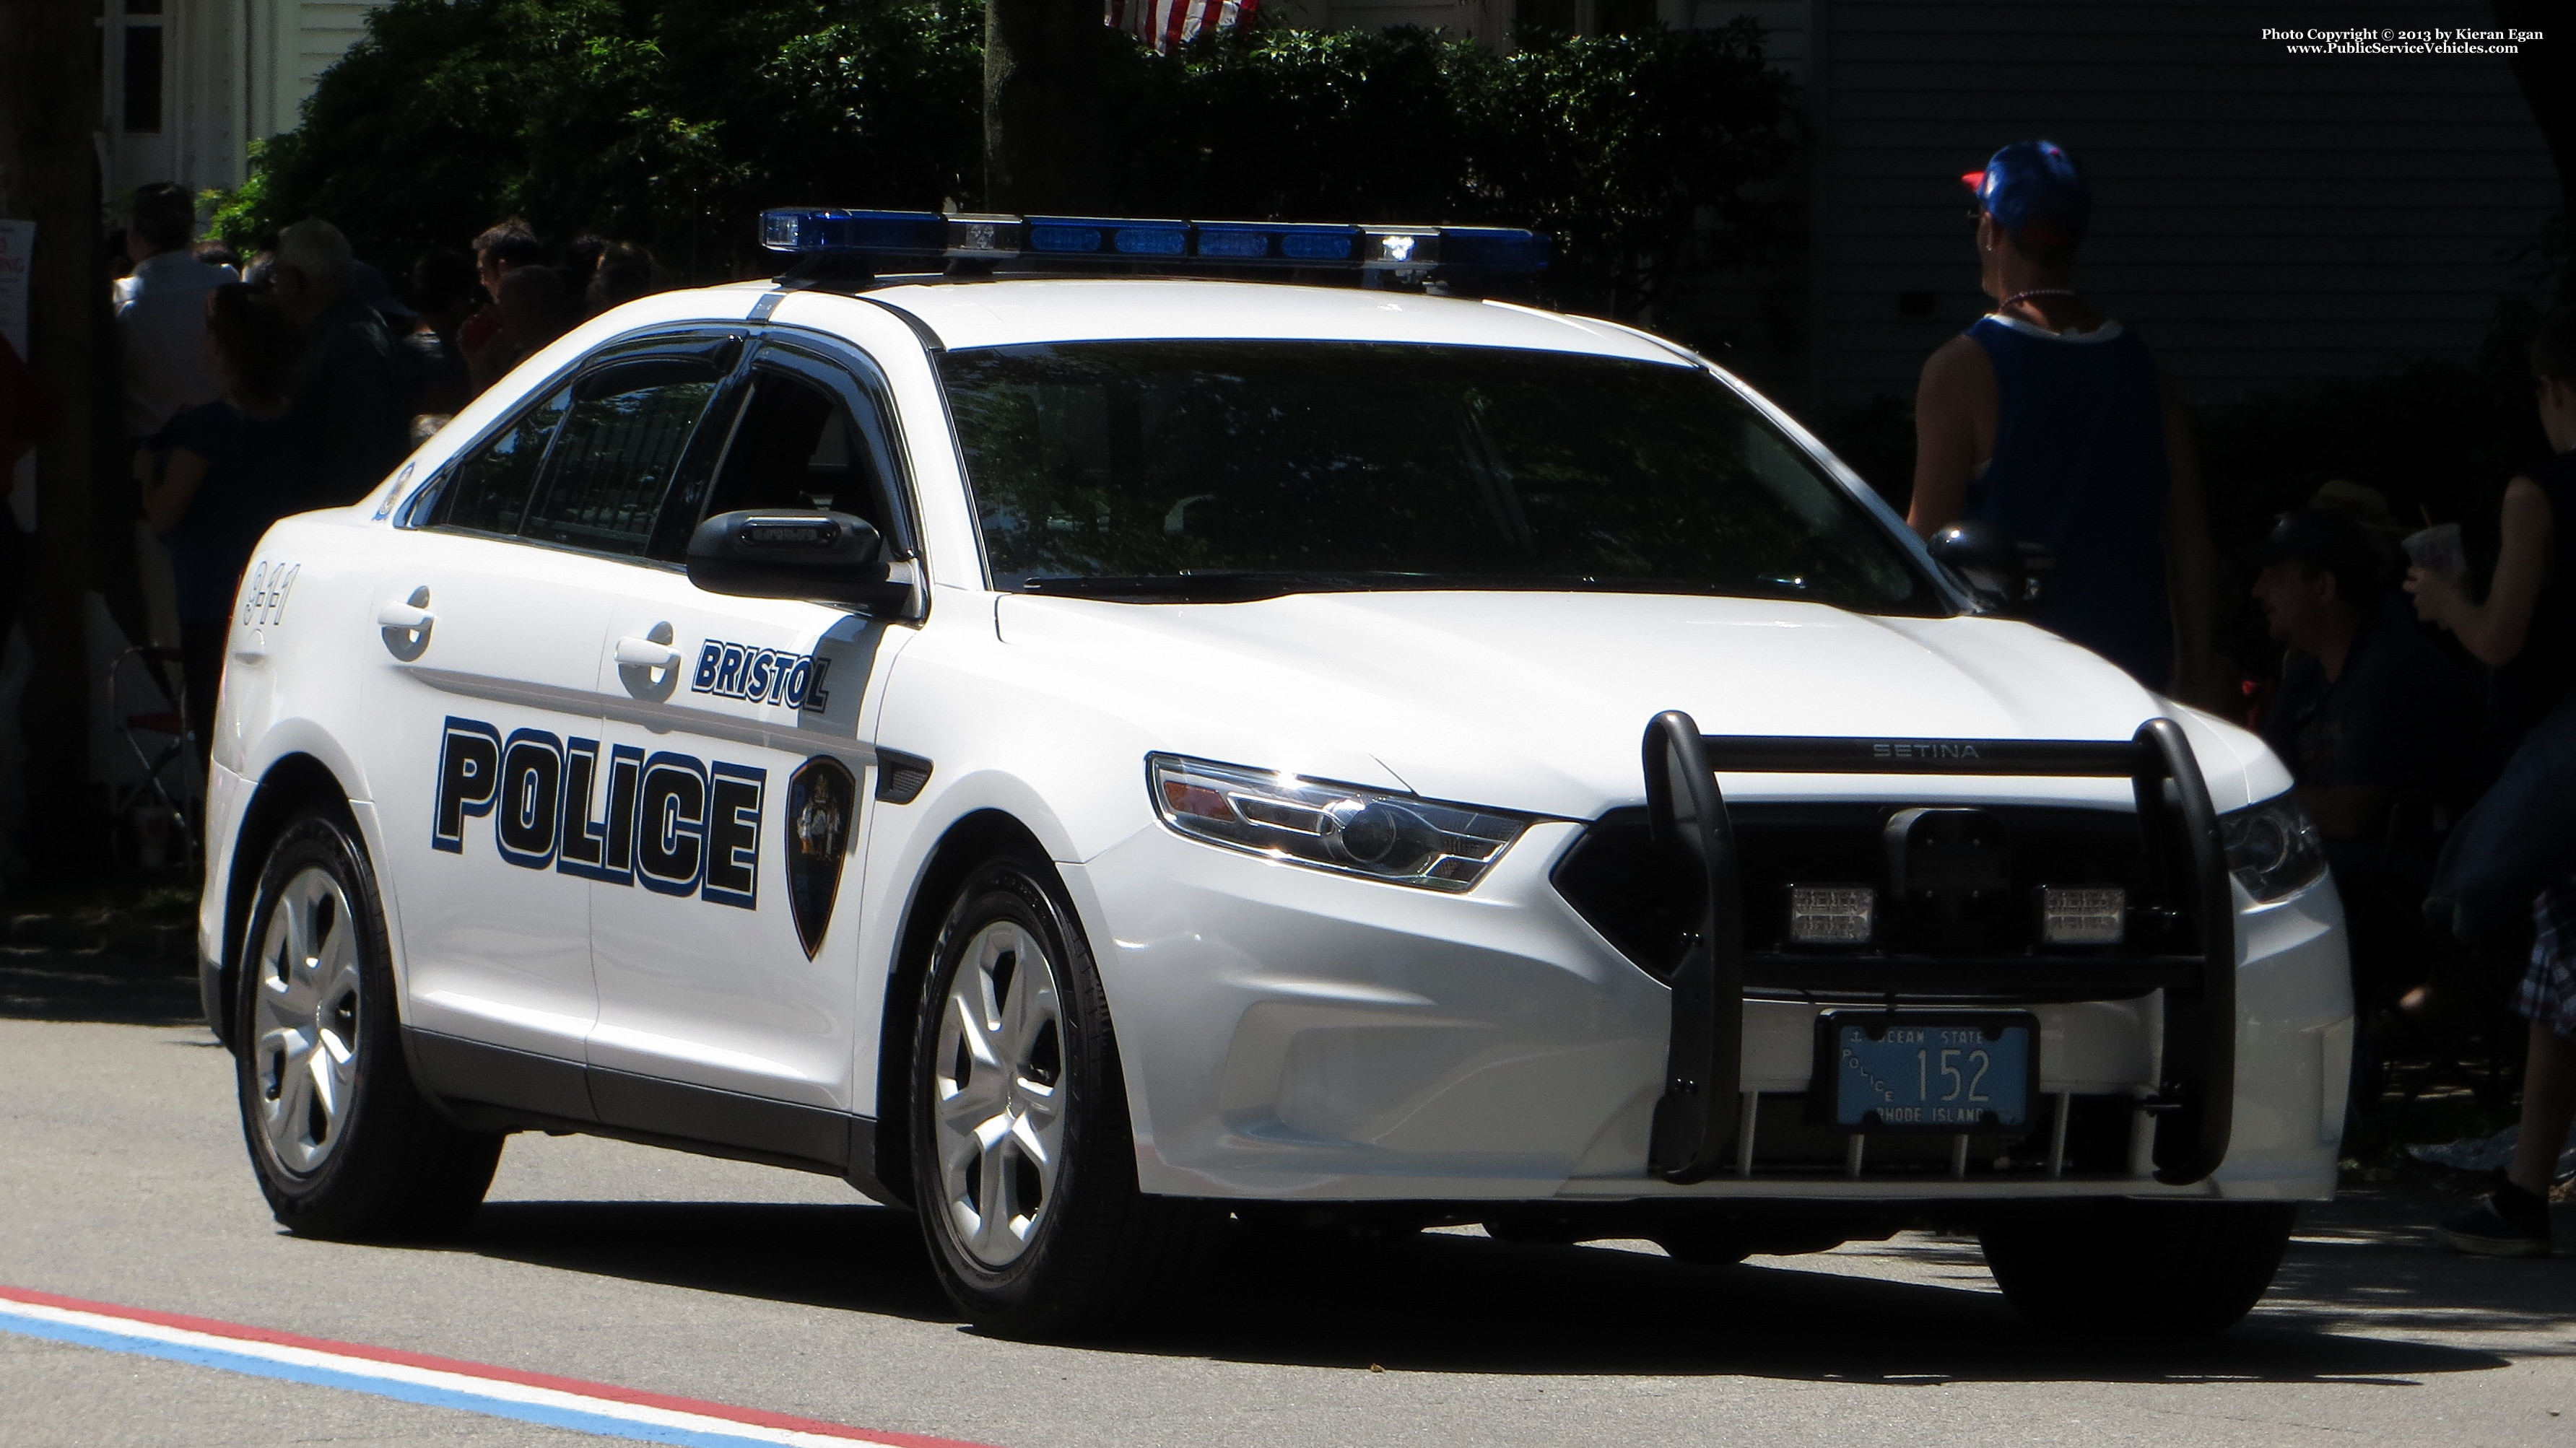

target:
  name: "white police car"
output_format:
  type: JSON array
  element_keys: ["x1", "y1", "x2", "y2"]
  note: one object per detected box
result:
[{"x1": 205, "y1": 210, "x2": 2351, "y2": 1337}]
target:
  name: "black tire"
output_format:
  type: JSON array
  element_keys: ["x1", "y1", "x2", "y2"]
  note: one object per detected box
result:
[
  {"x1": 1980, "y1": 1200, "x2": 2297, "y2": 1335},
  {"x1": 1482, "y1": 1211, "x2": 1589, "y2": 1247},
  {"x1": 234, "y1": 809, "x2": 502, "y2": 1239},
  {"x1": 908, "y1": 854, "x2": 1224, "y2": 1338},
  {"x1": 1648, "y1": 1223, "x2": 1757, "y2": 1266}
]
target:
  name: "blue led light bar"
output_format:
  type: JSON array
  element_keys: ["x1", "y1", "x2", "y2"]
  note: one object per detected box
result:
[
  {"x1": 760, "y1": 209, "x2": 949, "y2": 256},
  {"x1": 1193, "y1": 222, "x2": 1360, "y2": 263},
  {"x1": 757, "y1": 208, "x2": 1546, "y2": 276}
]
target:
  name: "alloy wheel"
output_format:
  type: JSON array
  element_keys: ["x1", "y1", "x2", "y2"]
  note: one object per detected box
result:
[
  {"x1": 931, "y1": 920, "x2": 1067, "y2": 1267},
  {"x1": 251, "y1": 865, "x2": 362, "y2": 1177}
]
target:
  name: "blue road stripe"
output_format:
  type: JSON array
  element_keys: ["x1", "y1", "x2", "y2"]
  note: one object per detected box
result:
[{"x1": 0, "y1": 1309, "x2": 788, "y2": 1447}]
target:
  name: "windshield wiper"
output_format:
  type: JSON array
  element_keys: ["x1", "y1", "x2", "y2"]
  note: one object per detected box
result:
[
  {"x1": 1019, "y1": 572, "x2": 1367, "y2": 601},
  {"x1": 1018, "y1": 571, "x2": 1829, "y2": 603}
]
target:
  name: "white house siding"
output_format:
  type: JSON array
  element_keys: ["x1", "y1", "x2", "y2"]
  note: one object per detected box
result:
[
  {"x1": 256, "y1": 0, "x2": 390, "y2": 156},
  {"x1": 103, "y1": 0, "x2": 248, "y2": 199},
  {"x1": 1806, "y1": 1, "x2": 2558, "y2": 406},
  {"x1": 104, "y1": 0, "x2": 393, "y2": 199},
  {"x1": 295, "y1": 1, "x2": 380, "y2": 95}
]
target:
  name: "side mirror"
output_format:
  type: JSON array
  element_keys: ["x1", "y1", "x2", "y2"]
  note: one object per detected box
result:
[
  {"x1": 686, "y1": 510, "x2": 915, "y2": 614},
  {"x1": 1928, "y1": 520, "x2": 2051, "y2": 615}
]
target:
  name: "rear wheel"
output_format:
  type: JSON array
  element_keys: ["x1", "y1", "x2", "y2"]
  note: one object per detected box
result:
[
  {"x1": 910, "y1": 855, "x2": 1224, "y2": 1337},
  {"x1": 1980, "y1": 1200, "x2": 2297, "y2": 1334},
  {"x1": 235, "y1": 811, "x2": 502, "y2": 1239}
]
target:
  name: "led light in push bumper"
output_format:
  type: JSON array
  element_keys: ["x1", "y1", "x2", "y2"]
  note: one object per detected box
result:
[
  {"x1": 1787, "y1": 885, "x2": 1875, "y2": 943},
  {"x1": 2039, "y1": 885, "x2": 2125, "y2": 944},
  {"x1": 1147, "y1": 754, "x2": 1528, "y2": 891}
]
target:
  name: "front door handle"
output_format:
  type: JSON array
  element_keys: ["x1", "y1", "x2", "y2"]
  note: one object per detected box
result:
[
  {"x1": 613, "y1": 635, "x2": 683, "y2": 670},
  {"x1": 378, "y1": 588, "x2": 432, "y2": 660},
  {"x1": 615, "y1": 621, "x2": 682, "y2": 702}
]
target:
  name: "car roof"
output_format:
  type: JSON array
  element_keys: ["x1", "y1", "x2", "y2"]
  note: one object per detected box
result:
[{"x1": 844, "y1": 277, "x2": 1695, "y2": 364}]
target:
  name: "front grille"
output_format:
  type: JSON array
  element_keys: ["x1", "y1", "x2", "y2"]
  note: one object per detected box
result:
[
  {"x1": 1732, "y1": 1089, "x2": 2138, "y2": 1180},
  {"x1": 1552, "y1": 803, "x2": 2202, "y2": 1000}
]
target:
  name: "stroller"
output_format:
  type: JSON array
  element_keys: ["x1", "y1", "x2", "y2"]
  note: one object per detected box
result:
[{"x1": 105, "y1": 644, "x2": 199, "y2": 873}]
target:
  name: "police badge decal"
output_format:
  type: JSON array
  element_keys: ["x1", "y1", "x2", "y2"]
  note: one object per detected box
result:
[{"x1": 786, "y1": 756, "x2": 858, "y2": 959}]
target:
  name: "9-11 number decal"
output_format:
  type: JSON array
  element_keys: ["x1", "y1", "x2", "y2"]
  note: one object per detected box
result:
[{"x1": 432, "y1": 715, "x2": 763, "y2": 910}]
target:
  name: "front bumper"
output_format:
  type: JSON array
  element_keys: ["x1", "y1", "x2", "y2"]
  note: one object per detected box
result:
[
  {"x1": 196, "y1": 758, "x2": 253, "y2": 1043},
  {"x1": 1075, "y1": 819, "x2": 2351, "y2": 1203}
]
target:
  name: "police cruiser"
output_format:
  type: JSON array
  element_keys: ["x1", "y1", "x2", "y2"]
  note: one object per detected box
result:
[{"x1": 204, "y1": 209, "x2": 2351, "y2": 1337}]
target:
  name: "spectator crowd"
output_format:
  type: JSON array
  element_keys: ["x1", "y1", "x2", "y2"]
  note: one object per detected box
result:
[
  {"x1": 1906, "y1": 140, "x2": 2576, "y2": 1256},
  {"x1": 92, "y1": 188, "x2": 673, "y2": 739}
]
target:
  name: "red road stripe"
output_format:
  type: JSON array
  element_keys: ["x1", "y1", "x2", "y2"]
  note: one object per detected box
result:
[{"x1": 0, "y1": 1285, "x2": 1003, "y2": 1448}]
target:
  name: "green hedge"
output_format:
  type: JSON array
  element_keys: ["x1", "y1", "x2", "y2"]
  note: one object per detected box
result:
[
  {"x1": 214, "y1": 0, "x2": 983, "y2": 279},
  {"x1": 216, "y1": 4, "x2": 1801, "y2": 318}
]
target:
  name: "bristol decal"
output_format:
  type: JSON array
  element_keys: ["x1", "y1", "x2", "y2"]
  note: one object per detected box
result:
[
  {"x1": 690, "y1": 640, "x2": 831, "y2": 711},
  {"x1": 432, "y1": 715, "x2": 763, "y2": 910}
]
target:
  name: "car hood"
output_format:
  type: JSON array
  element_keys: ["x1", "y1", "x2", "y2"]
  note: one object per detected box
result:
[{"x1": 995, "y1": 590, "x2": 2284, "y2": 819}]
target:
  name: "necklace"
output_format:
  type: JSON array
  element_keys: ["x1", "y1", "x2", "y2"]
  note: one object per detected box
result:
[{"x1": 2001, "y1": 288, "x2": 2080, "y2": 308}]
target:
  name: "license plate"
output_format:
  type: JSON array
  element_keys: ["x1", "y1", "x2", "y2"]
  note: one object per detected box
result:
[{"x1": 1821, "y1": 1013, "x2": 2035, "y2": 1130}]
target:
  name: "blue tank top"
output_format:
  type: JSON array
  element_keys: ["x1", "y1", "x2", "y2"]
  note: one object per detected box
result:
[{"x1": 1964, "y1": 314, "x2": 2172, "y2": 686}]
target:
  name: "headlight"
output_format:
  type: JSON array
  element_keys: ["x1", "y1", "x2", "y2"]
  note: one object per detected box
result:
[
  {"x1": 1147, "y1": 754, "x2": 1531, "y2": 891},
  {"x1": 2219, "y1": 793, "x2": 2327, "y2": 902}
]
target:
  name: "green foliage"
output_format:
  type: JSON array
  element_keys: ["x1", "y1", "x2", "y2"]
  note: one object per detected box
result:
[
  {"x1": 219, "y1": 4, "x2": 1800, "y2": 319},
  {"x1": 220, "y1": 0, "x2": 980, "y2": 277},
  {"x1": 1097, "y1": 22, "x2": 1802, "y2": 318}
]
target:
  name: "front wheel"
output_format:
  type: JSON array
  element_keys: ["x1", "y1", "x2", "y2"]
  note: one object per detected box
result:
[
  {"x1": 1980, "y1": 1200, "x2": 2297, "y2": 1334},
  {"x1": 235, "y1": 810, "x2": 502, "y2": 1239},
  {"x1": 910, "y1": 855, "x2": 1223, "y2": 1338}
]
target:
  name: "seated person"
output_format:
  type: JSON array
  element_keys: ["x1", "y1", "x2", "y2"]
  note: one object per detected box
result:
[
  {"x1": 2255, "y1": 507, "x2": 2479, "y2": 841},
  {"x1": 2253, "y1": 507, "x2": 2479, "y2": 1006}
]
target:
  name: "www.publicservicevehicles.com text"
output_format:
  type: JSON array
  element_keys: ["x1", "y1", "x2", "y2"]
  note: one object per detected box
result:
[{"x1": 2264, "y1": 26, "x2": 2538, "y2": 56}]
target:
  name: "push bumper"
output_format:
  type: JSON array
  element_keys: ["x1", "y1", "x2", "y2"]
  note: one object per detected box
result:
[{"x1": 1076, "y1": 727, "x2": 2350, "y2": 1204}]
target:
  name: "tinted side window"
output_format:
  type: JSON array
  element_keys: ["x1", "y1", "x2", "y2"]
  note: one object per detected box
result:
[
  {"x1": 522, "y1": 359, "x2": 721, "y2": 557},
  {"x1": 699, "y1": 371, "x2": 885, "y2": 527},
  {"x1": 438, "y1": 385, "x2": 571, "y2": 534}
]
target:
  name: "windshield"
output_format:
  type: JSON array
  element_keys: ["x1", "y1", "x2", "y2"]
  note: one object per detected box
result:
[{"x1": 939, "y1": 340, "x2": 1939, "y2": 614}]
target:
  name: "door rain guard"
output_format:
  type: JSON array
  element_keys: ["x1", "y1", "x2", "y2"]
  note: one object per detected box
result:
[{"x1": 1639, "y1": 712, "x2": 2235, "y2": 1187}]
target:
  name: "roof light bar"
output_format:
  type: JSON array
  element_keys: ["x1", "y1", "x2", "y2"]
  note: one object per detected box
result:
[{"x1": 757, "y1": 208, "x2": 1547, "y2": 276}]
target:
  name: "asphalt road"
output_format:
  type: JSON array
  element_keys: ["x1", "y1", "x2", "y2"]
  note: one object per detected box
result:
[{"x1": 1, "y1": 949, "x2": 2570, "y2": 1448}]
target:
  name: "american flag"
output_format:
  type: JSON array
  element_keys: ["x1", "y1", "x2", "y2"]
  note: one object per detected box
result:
[{"x1": 1105, "y1": 0, "x2": 1258, "y2": 53}]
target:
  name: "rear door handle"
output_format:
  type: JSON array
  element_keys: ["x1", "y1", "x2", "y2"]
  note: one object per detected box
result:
[
  {"x1": 377, "y1": 601, "x2": 433, "y2": 629},
  {"x1": 614, "y1": 636, "x2": 683, "y2": 670}
]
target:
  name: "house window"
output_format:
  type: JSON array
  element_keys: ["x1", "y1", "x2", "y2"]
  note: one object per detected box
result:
[
  {"x1": 1594, "y1": 0, "x2": 1659, "y2": 32},
  {"x1": 1515, "y1": 0, "x2": 1579, "y2": 38},
  {"x1": 1515, "y1": 0, "x2": 1661, "y2": 40},
  {"x1": 123, "y1": 0, "x2": 163, "y2": 135}
]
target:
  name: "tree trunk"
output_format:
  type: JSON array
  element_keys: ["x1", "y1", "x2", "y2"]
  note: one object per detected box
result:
[
  {"x1": 0, "y1": 0, "x2": 106, "y2": 866},
  {"x1": 983, "y1": 0, "x2": 1110, "y2": 213}
]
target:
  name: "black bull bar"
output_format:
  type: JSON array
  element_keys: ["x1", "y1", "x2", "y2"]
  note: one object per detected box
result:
[{"x1": 1640, "y1": 712, "x2": 2235, "y2": 1187}]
